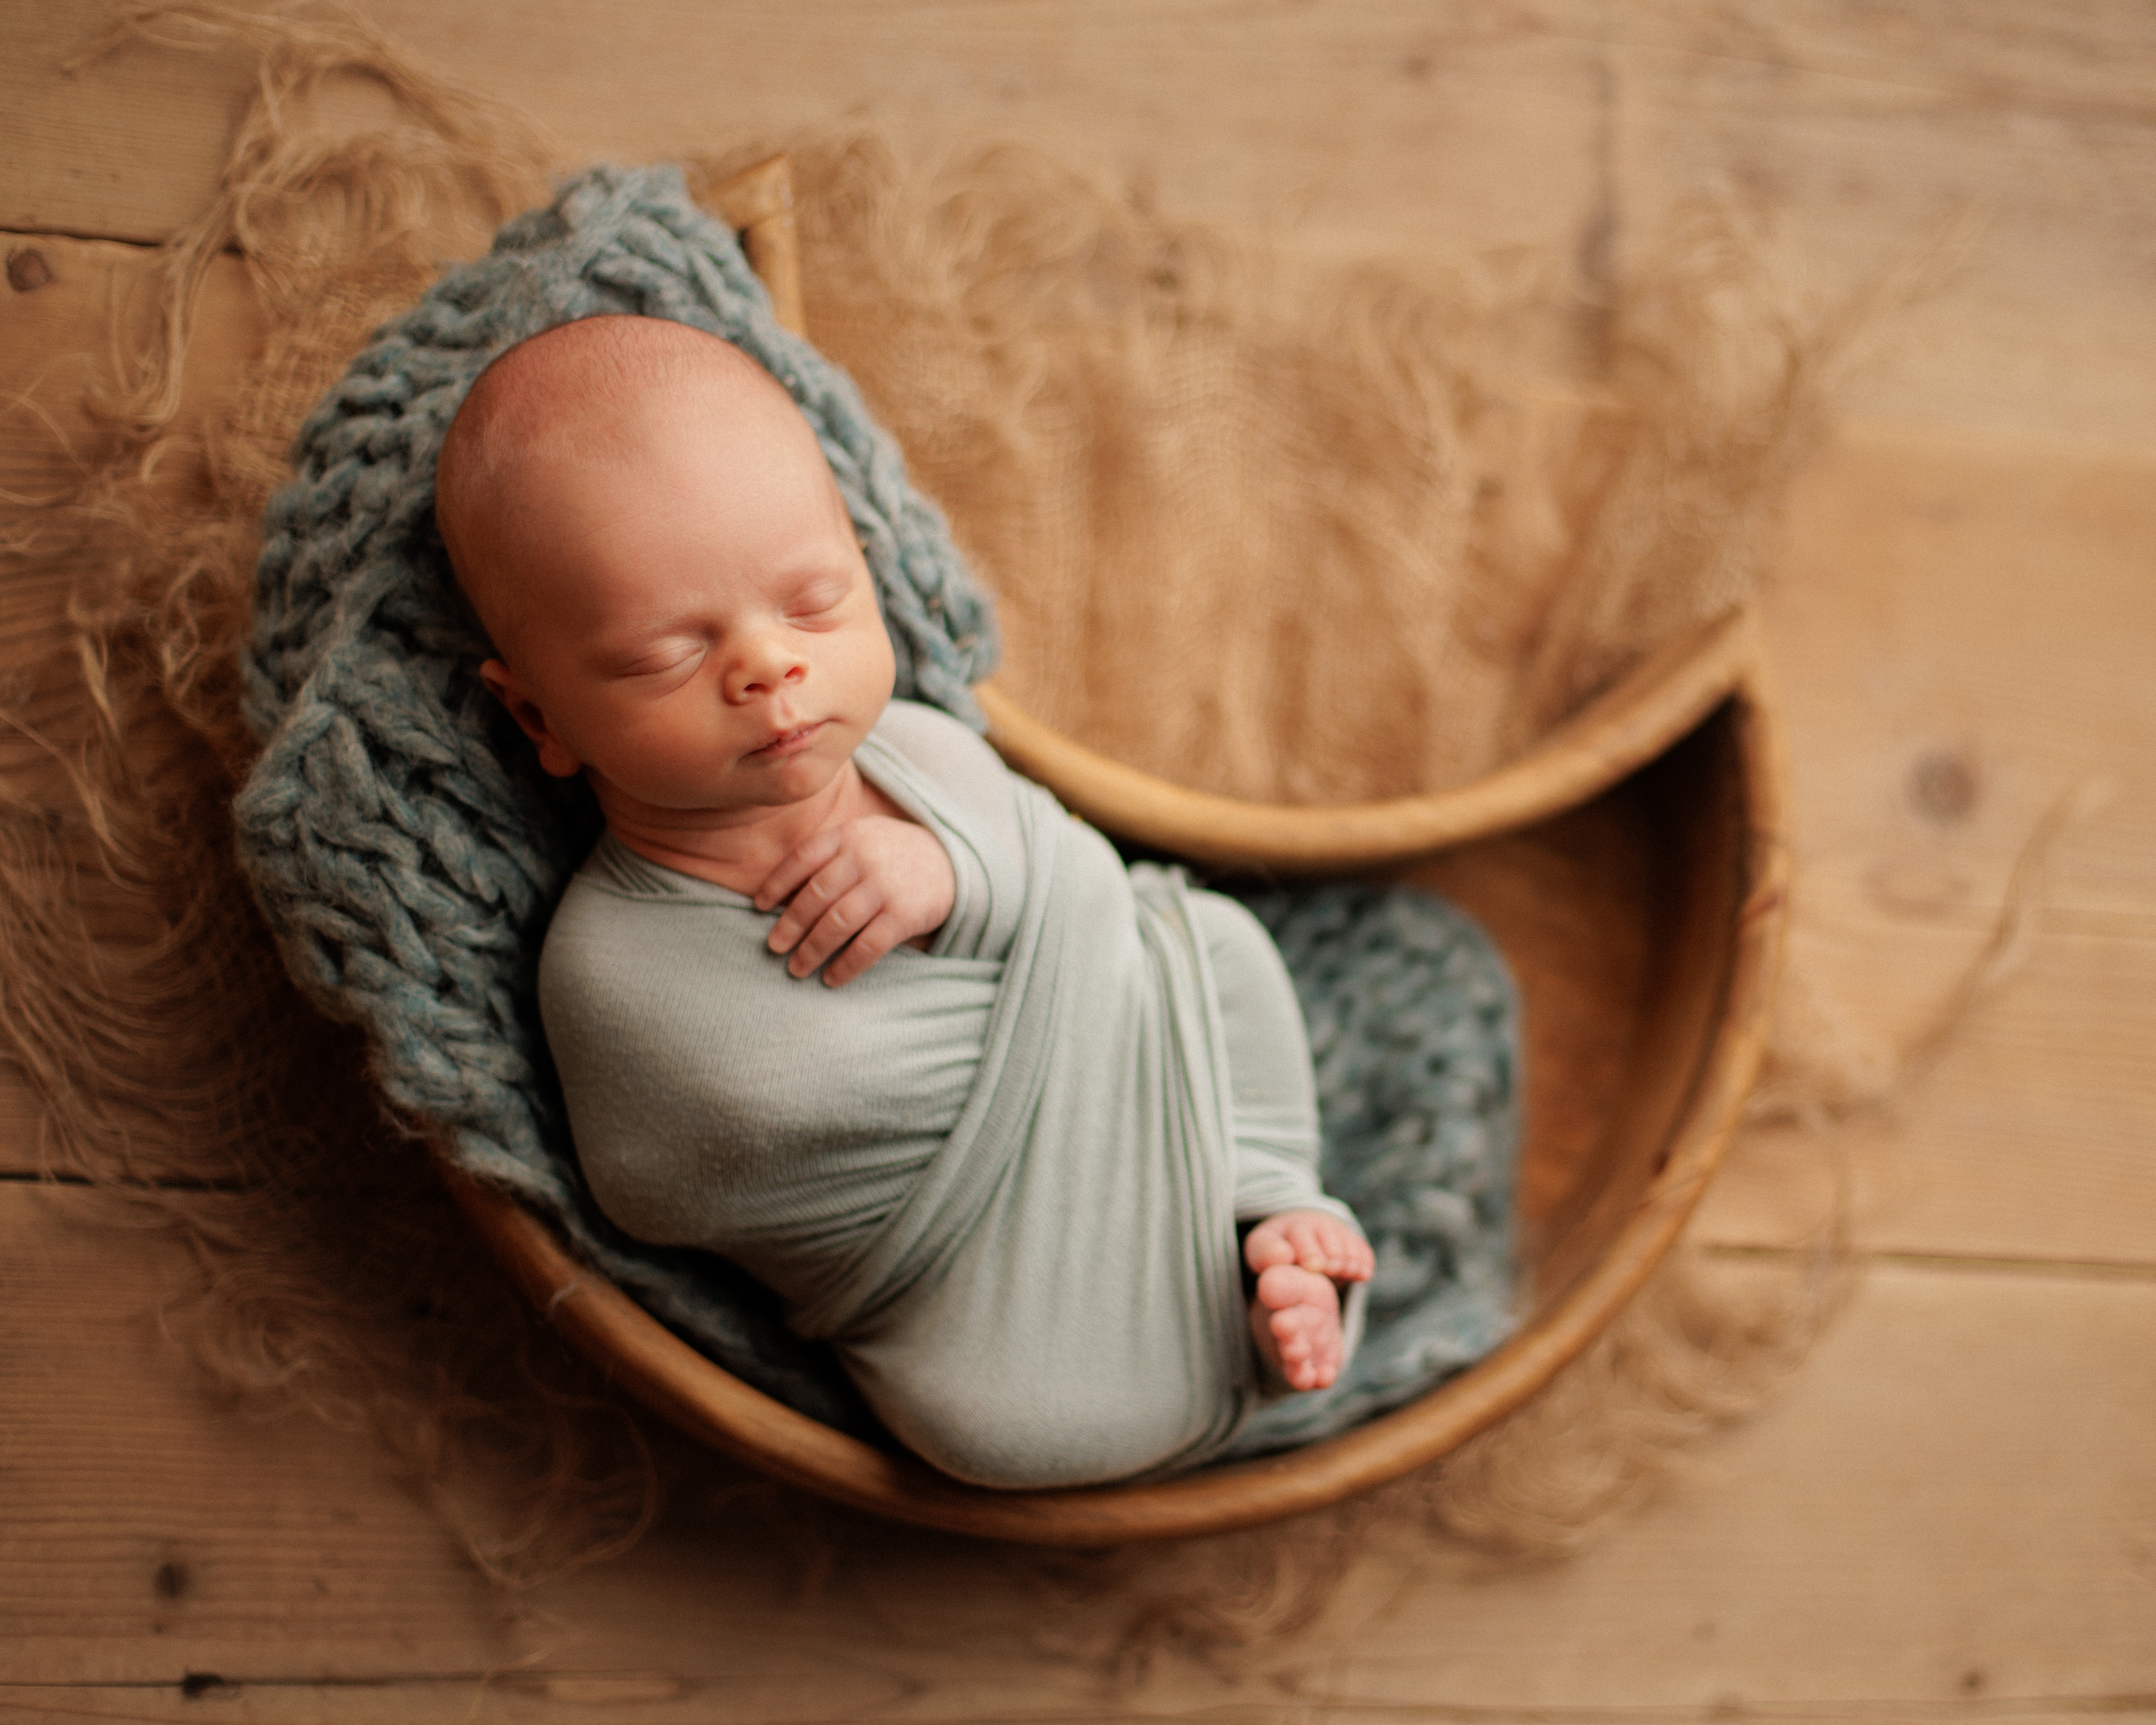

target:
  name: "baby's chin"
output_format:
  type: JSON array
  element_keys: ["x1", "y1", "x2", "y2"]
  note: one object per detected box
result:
[{"x1": 594, "y1": 747, "x2": 859, "y2": 823}]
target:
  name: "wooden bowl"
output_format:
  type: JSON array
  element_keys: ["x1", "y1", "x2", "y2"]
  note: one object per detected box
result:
[{"x1": 440, "y1": 158, "x2": 1787, "y2": 1544}]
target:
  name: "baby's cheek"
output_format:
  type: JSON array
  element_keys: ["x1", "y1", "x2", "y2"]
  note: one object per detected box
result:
[{"x1": 602, "y1": 719, "x2": 722, "y2": 803}]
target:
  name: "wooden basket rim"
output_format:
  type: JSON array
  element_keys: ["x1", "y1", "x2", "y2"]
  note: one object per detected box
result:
[{"x1": 977, "y1": 607, "x2": 1754, "y2": 873}]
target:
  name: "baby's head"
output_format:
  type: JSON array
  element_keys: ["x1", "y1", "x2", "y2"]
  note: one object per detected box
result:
[{"x1": 436, "y1": 316, "x2": 895, "y2": 829}]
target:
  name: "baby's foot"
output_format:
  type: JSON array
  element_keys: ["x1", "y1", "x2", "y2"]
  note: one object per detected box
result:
[
  {"x1": 1244, "y1": 1208, "x2": 1375, "y2": 1286},
  {"x1": 1243, "y1": 1209, "x2": 1374, "y2": 1393},
  {"x1": 1250, "y1": 1262, "x2": 1346, "y2": 1391}
]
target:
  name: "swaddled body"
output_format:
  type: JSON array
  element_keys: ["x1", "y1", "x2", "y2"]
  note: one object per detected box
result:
[
  {"x1": 543, "y1": 702, "x2": 1360, "y2": 1486},
  {"x1": 436, "y1": 315, "x2": 1371, "y2": 1490}
]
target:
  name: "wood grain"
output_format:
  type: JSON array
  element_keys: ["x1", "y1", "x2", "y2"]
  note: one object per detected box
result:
[
  {"x1": 1766, "y1": 427, "x2": 2156, "y2": 934},
  {"x1": 1693, "y1": 426, "x2": 2156, "y2": 1265},
  {"x1": 0, "y1": 1186, "x2": 514, "y2": 1686},
  {"x1": 1321, "y1": 1258, "x2": 2156, "y2": 1715},
  {"x1": 8, "y1": 1, "x2": 2156, "y2": 445},
  {"x1": 7, "y1": 1188, "x2": 2151, "y2": 1716},
  {"x1": 4, "y1": 0, "x2": 2155, "y2": 1710}
]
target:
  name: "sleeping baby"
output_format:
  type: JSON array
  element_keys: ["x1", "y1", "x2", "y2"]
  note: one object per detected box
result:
[{"x1": 433, "y1": 314, "x2": 1372, "y2": 1489}]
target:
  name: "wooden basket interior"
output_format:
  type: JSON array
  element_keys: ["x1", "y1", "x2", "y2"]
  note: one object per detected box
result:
[{"x1": 1415, "y1": 697, "x2": 1768, "y2": 1309}]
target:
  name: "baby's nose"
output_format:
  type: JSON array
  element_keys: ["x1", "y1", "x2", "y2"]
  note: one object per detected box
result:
[{"x1": 724, "y1": 631, "x2": 808, "y2": 702}]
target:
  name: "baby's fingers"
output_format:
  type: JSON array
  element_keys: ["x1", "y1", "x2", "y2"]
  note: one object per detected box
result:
[
  {"x1": 756, "y1": 829, "x2": 844, "y2": 920},
  {"x1": 765, "y1": 852, "x2": 860, "y2": 957},
  {"x1": 820, "y1": 909, "x2": 910, "y2": 988},
  {"x1": 785, "y1": 881, "x2": 883, "y2": 979}
]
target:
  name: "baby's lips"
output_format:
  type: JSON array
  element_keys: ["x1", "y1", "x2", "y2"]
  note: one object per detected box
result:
[{"x1": 748, "y1": 716, "x2": 827, "y2": 757}]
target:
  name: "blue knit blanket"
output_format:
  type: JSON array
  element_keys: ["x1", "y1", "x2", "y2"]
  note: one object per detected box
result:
[{"x1": 233, "y1": 164, "x2": 1518, "y2": 1453}]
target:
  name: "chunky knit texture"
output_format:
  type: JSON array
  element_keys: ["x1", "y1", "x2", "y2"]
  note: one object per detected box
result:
[
  {"x1": 235, "y1": 164, "x2": 1517, "y2": 1450},
  {"x1": 1230, "y1": 885, "x2": 1516, "y2": 1455}
]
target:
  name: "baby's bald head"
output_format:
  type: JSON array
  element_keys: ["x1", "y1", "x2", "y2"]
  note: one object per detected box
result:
[
  {"x1": 436, "y1": 317, "x2": 825, "y2": 659},
  {"x1": 432, "y1": 315, "x2": 894, "y2": 829}
]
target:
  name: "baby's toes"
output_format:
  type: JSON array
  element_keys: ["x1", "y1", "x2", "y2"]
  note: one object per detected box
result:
[
  {"x1": 1269, "y1": 1302, "x2": 1342, "y2": 1391},
  {"x1": 1277, "y1": 1214, "x2": 1338, "y2": 1273},
  {"x1": 1242, "y1": 1217, "x2": 1296, "y2": 1274},
  {"x1": 1255, "y1": 1265, "x2": 1343, "y2": 1391},
  {"x1": 1269, "y1": 1306, "x2": 1318, "y2": 1387},
  {"x1": 1279, "y1": 1213, "x2": 1356, "y2": 1280}
]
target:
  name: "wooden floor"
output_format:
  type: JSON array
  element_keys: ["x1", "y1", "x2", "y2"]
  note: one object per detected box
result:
[{"x1": 4, "y1": 2, "x2": 2153, "y2": 1718}]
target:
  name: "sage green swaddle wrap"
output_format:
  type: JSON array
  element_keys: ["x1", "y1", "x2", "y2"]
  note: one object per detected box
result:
[{"x1": 541, "y1": 701, "x2": 1363, "y2": 1488}]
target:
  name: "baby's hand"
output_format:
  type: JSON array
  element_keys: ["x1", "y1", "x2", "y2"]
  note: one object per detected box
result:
[{"x1": 755, "y1": 816, "x2": 956, "y2": 987}]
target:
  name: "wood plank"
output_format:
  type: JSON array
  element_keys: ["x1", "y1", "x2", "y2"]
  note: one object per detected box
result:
[
  {"x1": 10, "y1": 2, "x2": 2156, "y2": 445},
  {"x1": 1701, "y1": 923, "x2": 2156, "y2": 1264},
  {"x1": 1608, "y1": 26, "x2": 2156, "y2": 448},
  {"x1": 26, "y1": 1691, "x2": 2067, "y2": 1725},
  {"x1": 0, "y1": 1181, "x2": 1295, "y2": 1715},
  {"x1": 0, "y1": 1185, "x2": 515, "y2": 1685},
  {"x1": 1765, "y1": 427, "x2": 2156, "y2": 931},
  {"x1": 2, "y1": 0, "x2": 1608, "y2": 258},
  {"x1": 8, "y1": 1197, "x2": 2151, "y2": 1716},
  {"x1": 0, "y1": 231, "x2": 262, "y2": 480},
  {"x1": 2, "y1": 5, "x2": 2152, "y2": 1713},
  {"x1": 0, "y1": 1070, "x2": 45, "y2": 1160},
  {"x1": 1693, "y1": 424, "x2": 2156, "y2": 1263},
  {"x1": 1579, "y1": 0, "x2": 2156, "y2": 108},
  {"x1": 1314, "y1": 1258, "x2": 2156, "y2": 1717},
  {"x1": 0, "y1": 234, "x2": 278, "y2": 1188}
]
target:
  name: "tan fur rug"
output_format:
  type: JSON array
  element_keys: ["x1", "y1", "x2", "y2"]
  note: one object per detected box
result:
[{"x1": 0, "y1": 2, "x2": 1895, "y2": 1632}]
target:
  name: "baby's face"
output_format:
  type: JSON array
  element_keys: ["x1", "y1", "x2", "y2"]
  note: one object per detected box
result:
[{"x1": 472, "y1": 383, "x2": 895, "y2": 823}]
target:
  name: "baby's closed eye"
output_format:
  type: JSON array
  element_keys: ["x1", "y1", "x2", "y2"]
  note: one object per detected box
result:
[
  {"x1": 784, "y1": 579, "x2": 853, "y2": 625},
  {"x1": 613, "y1": 638, "x2": 706, "y2": 678}
]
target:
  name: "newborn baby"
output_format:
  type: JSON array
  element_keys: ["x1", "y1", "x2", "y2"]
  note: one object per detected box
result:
[{"x1": 435, "y1": 315, "x2": 1371, "y2": 1488}]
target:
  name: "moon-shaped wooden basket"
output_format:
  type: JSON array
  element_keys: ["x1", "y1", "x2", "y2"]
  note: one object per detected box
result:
[{"x1": 441, "y1": 157, "x2": 1787, "y2": 1546}]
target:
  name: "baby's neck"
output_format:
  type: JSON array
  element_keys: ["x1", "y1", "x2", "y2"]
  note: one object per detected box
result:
[{"x1": 600, "y1": 759, "x2": 909, "y2": 896}]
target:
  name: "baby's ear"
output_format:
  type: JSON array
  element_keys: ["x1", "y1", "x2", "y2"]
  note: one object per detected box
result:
[{"x1": 479, "y1": 658, "x2": 584, "y2": 778}]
